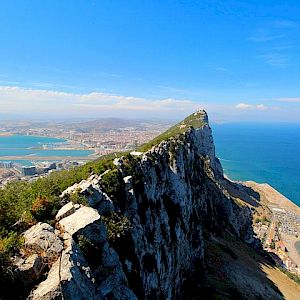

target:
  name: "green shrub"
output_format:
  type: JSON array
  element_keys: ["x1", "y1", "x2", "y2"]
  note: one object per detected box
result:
[
  {"x1": 30, "y1": 195, "x2": 60, "y2": 222},
  {"x1": 0, "y1": 233, "x2": 25, "y2": 299},
  {"x1": 100, "y1": 169, "x2": 121, "y2": 195},
  {"x1": 100, "y1": 212, "x2": 131, "y2": 242},
  {"x1": 262, "y1": 216, "x2": 270, "y2": 224},
  {"x1": 68, "y1": 191, "x2": 89, "y2": 206},
  {"x1": 0, "y1": 152, "x2": 126, "y2": 238},
  {"x1": 278, "y1": 266, "x2": 300, "y2": 285},
  {"x1": 30, "y1": 196, "x2": 51, "y2": 221},
  {"x1": 0, "y1": 232, "x2": 24, "y2": 283}
]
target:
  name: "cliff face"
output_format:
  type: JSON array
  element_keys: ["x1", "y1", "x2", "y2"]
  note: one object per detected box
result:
[
  {"x1": 109, "y1": 117, "x2": 253, "y2": 298},
  {"x1": 16, "y1": 111, "x2": 279, "y2": 299}
]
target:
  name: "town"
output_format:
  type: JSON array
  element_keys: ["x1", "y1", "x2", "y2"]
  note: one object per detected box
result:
[
  {"x1": 0, "y1": 118, "x2": 172, "y2": 155},
  {"x1": 0, "y1": 118, "x2": 173, "y2": 185},
  {"x1": 254, "y1": 206, "x2": 300, "y2": 277},
  {"x1": 0, "y1": 160, "x2": 86, "y2": 186}
]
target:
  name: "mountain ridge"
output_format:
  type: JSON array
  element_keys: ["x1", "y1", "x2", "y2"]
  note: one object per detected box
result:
[{"x1": 1, "y1": 110, "x2": 300, "y2": 299}]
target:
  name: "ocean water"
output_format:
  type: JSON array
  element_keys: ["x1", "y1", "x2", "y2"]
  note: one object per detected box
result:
[
  {"x1": 212, "y1": 123, "x2": 300, "y2": 207},
  {"x1": 0, "y1": 135, "x2": 93, "y2": 164},
  {"x1": 2, "y1": 129, "x2": 300, "y2": 207}
]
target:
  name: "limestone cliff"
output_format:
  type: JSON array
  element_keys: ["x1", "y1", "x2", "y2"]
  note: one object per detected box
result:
[{"x1": 14, "y1": 111, "x2": 293, "y2": 300}]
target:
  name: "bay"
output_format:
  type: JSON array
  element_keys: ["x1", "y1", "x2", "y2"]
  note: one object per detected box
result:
[
  {"x1": 212, "y1": 123, "x2": 300, "y2": 207},
  {"x1": 0, "y1": 134, "x2": 93, "y2": 164}
]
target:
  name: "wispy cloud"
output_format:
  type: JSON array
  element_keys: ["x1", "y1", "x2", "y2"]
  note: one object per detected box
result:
[
  {"x1": 270, "y1": 20, "x2": 299, "y2": 29},
  {"x1": 248, "y1": 19, "x2": 299, "y2": 68},
  {"x1": 0, "y1": 86, "x2": 200, "y2": 117},
  {"x1": 248, "y1": 33, "x2": 285, "y2": 43},
  {"x1": 215, "y1": 66, "x2": 230, "y2": 72},
  {"x1": 277, "y1": 97, "x2": 300, "y2": 103},
  {"x1": 0, "y1": 80, "x2": 90, "y2": 91},
  {"x1": 259, "y1": 53, "x2": 290, "y2": 67},
  {"x1": 236, "y1": 103, "x2": 268, "y2": 110}
]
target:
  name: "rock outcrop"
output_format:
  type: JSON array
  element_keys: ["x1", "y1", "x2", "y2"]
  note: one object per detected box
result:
[{"x1": 13, "y1": 111, "x2": 285, "y2": 299}]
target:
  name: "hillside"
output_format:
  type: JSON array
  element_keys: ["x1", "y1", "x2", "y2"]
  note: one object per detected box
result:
[{"x1": 0, "y1": 110, "x2": 299, "y2": 299}]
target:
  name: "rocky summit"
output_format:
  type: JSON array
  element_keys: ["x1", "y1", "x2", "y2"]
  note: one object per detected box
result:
[{"x1": 7, "y1": 111, "x2": 300, "y2": 299}]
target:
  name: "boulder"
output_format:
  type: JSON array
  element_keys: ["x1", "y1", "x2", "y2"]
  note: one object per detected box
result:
[
  {"x1": 23, "y1": 222, "x2": 63, "y2": 259},
  {"x1": 55, "y1": 202, "x2": 81, "y2": 221},
  {"x1": 60, "y1": 175, "x2": 114, "y2": 214},
  {"x1": 28, "y1": 259, "x2": 62, "y2": 300},
  {"x1": 15, "y1": 254, "x2": 44, "y2": 285},
  {"x1": 58, "y1": 206, "x2": 100, "y2": 236},
  {"x1": 29, "y1": 241, "x2": 95, "y2": 300}
]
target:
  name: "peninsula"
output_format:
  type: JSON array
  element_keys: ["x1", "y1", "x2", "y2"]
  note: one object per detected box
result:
[{"x1": 1, "y1": 110, "x2": 300, "y2": 300}]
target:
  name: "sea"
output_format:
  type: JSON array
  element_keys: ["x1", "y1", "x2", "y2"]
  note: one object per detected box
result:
[
  {"x1": 0, "y1": 135, "x2": 93, "y2": 166},
  {"x1": 212, "y1": 123, "x2": 300, "y2": 207},
  {"x1": 1, "y1": 127, "x2": 300, "y2": 208}
]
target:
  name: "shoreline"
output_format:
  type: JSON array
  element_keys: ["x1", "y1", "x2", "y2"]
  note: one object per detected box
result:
[
  {"x1": 223, "y1": 174, "x2": 300, "y2": 270},
  {"x1": 0, "y1": 132, "x2": 13, "y2": 137},
  {"x1": 243, "y1": 181, "x2": 300, "y2": 212},
  {"x1": 0, "y1": 155, "x2": 96, "y2": 161},
  {"x1": 240, "y1": 180, "x2": 300, "y2": 268},
  {"x1": 223, "y1": 167, "x2": 300, "y2": 209},
  {"x1": 0, "y1": 134, "x2": 96, "y2": 161}
]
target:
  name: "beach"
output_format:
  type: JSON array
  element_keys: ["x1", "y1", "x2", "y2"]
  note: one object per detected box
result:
[
  {"x1": 0, "y1": 132, "x2": 12, "y2": 136},
  {"x1": 243, "y1": 181, "x2": 300, "y2": 215},
  {"x1": 243, "y1": 181, "x2": 300, "y2": 268}
]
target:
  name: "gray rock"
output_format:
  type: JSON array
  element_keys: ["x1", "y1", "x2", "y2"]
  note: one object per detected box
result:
[
  {"x1": 76, "y1": 222, "x2": 107, "y2": 248},
  {"x1": 28, "y1": 259, "x2": 62, "y2": 300},
  {"x1": 29, "y1": 240, "x2": 95, "y2": 300},
  {"x1": 23, "y1": 222, "x2": 63, "y2": 260},
  {"x1": 16, "y1": 254, "x2": 44, "y2": 285},
  {"x1": 55, "y1": 202, "x2": 81, "y2": 221},
  {"x1": 58, "y1": 206, "x2": 100, "y2": 236},
  {"x1": 59, "y1": 240, "x2": 95, "y2": 300},
  {"x1": 123, "y1": 176, "x2": 133, "y2": 189},
  {"x1": 60, "y1": 175, "x2": 114, "y2": 214}
]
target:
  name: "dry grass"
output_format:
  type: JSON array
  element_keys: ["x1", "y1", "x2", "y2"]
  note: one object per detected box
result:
[{"x1": 205, "y1": 233, "x2": 300, "y2": 299}]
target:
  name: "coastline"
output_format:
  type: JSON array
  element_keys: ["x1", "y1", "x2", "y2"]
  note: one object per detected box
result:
[
  {"x1": 0, "y1": 132, "x2": 13, "y2": 137},
  {"x1": 223, "y1": 171, "x2": 300, "y2": 271},
  {"x1": 0, "y1": 134, "x2": 95, "y2": 162},
  {"x1": 241, "y1": 180, "x2": 300, "y2": 267},
  {"x1": 243, "y1": 181, "x2": 300, "y2": 214},
  {"x1": 223, "y1": 170, "x2": 300, "y2": 211}
]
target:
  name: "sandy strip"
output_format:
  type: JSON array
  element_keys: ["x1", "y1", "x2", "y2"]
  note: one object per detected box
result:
[
  {"x1": 281, "y1": 234, "x2": 300, "y2": 267},
  {"x1": 0, "y1": 132, "x2": 12, "y2": 136},
  {"x1": 243, "y1": 181, "x2": 300, "y2": 215}
]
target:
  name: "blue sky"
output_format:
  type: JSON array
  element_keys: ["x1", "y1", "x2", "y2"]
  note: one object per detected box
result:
[{"x1": 0, "y1": 0, "x2": 300, "y2": 121}]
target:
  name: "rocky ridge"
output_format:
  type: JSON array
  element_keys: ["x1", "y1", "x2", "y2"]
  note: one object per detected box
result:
[{"x1": 12, "y1": 110, "x2": 290, "y2": 299}]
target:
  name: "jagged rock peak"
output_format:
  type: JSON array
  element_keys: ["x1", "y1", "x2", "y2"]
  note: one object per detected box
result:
[
  {"x1": 181, "y1": 109, "x2": 209, "y2": 126},
  {"x1": 137, "y1": 109, "x2": 210, "y2": 152}
]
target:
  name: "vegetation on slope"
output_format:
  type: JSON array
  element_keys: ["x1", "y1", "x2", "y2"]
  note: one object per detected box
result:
[
  {"x1": 0, "y1": 111, "x2": 208, "y2": 289},
  {"x1": 0, "y1": 112, "x2": 205, "y2": 256},
  {"x1": 0, "y1": 150, "x2": 147, "y2": 297},
  {"x1": 0, "y1": 153, "x2": 124, "y2": 274},
  {"x1": 137, "y1": 110, "x2": 207, "y2": 152}
]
